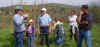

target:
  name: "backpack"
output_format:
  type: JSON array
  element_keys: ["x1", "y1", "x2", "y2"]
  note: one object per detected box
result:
[{"x1": 55, "y1": 24, "x2": 64, "y2": 37}]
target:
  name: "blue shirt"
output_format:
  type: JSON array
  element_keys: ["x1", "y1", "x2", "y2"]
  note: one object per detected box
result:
[
  {"x1": 13, "y1": 14, "x2": 25, "y2": 32},
  {"x1": 37, "y1": 14, "x2": 52, "y2": 26}
]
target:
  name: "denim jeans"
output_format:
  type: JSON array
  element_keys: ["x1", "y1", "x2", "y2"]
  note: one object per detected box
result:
[
  {"x1": 40, "y1": 26, "x2": 49, "y2": 47},
  {"x1": 14, "y1": 32, "x2": 23, "y2": 47},
  {"x1": 78, "y1": 30, "x2": 91, "y2": 47},
  {"x1": 27, "y1": 33, "x2": 34, "y2": 47}
]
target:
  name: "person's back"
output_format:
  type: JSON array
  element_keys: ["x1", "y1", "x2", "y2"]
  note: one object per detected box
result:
[
  {"x1": 54, "y1": 21, "x2": 64, "y2": 46},
  {"x1": 55, "y1": 24, "x2": 64, "y2": 37}
]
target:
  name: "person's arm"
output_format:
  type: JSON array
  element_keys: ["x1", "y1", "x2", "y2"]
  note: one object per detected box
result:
[
  {"x1": 48, "y1": 15, "x2": 52, "y2": 33},
  {"x1": 78, "y1": 11, "x2": 82, "y2": 24},
  {"x1": 38, "y1": 22, "x2": 40, "y2": 34},
  {"x1": 78, "y1": 11, "x2": 88, "y2": 24},
  {"x1": 67, "y1": 16, "x2": 70, "y2": 23},
  {"x1": 37, "y1": 16, "x2": 40, "y2": 34},
  {"x1": 49, "y1": 22, "x2": 52, "y2": 33}
]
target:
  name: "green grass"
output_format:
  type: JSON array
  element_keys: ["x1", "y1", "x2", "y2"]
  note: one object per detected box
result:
[{"x1": 0, "y1": 24, "x2": 100, "y2": 47}]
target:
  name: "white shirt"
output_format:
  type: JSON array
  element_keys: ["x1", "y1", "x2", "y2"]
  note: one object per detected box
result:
[{"x1": 68, "y1": 15, "x2": 77, "y2": 26}]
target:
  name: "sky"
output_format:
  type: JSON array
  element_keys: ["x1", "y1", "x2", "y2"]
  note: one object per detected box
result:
[{"x1": 0, "y1": 0, "x2": 99, "y2": 7}]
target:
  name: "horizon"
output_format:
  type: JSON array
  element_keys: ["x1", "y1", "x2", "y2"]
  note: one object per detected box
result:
[{"x1": 0, "y1": 0, "x2": 99, "y2": 7}]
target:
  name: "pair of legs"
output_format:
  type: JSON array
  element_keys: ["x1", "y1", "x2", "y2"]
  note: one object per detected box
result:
[
  {"x1": 27, "y1": 33, "x2": 34, "y2": 47},
  {"x1": 54, "y1": 30, "x2": 64, "y2": 47},
  {"x1": 14, "y1": 32, "x2": 23, "y2": 47},
  {"x1": 69, "y1": 25, "x2": 78, "y2": 42},
  {"x1": 40, "y1": 26, "x2": 50, "y2": 47},
  {"x1": 78, "y1": 30, "x2": 91, "y2": 47}
]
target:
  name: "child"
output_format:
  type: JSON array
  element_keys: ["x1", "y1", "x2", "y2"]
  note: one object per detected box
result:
[
  {"x1": 25, "y1": 19, "x2": 34, "y2": 47},
  {"x1": 53, "y1": 18, "x2": 64, "y2": 47}
]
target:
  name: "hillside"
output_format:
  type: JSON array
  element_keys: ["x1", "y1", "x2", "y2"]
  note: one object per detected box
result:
[{"x1": 0, "y1": 3, "x2": 100, "y2": 47}]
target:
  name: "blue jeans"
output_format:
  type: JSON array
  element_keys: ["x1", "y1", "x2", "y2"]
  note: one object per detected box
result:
[
  {"x1": 27, "y1": 33, "x2": 34, "y2": 47},
  {"x1": 78, "y1": 30, "x2": 91, "y2": 47},
  {"x1": 14, "y1": 32, "x2": 23, "y2": 47}
]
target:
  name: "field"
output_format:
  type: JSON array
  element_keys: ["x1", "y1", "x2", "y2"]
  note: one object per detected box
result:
[{"x1": 0, "y1": 4, "x2": 100, "y2": 47}]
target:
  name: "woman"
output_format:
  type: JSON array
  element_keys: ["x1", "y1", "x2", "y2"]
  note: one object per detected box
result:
[{"x1": 68, "y1": 10, "x2": 78, "y2": 42}]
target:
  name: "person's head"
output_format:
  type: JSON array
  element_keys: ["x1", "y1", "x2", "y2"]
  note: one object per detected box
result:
[
  {"x1": 28, "y1": 19, "x2": 34, "y2": 25},
  {"x1": 15, "y1": 6, "x2": 24, "y2": 15},
  {"x1": 81, "y1": 5, "x2": 88, "y2": 13},
  {"x1": 41, "y1": 8, "x2": 47, "y2": 15},
  {"x1": 55, "y1": 17, "x2": 60, "y2": 22},
  {"x1": 71, "y1": 10, "x2": 76, "y2": 15}
]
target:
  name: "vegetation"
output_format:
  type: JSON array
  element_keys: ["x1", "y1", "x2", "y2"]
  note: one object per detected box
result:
[{"x1": 0, "y1": 3, "x2": 100, "y2": 47}]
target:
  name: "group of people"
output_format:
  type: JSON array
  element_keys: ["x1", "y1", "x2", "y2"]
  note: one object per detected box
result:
[{"x1": 13, "y1": 5, "x2": 93, "y2": 47}]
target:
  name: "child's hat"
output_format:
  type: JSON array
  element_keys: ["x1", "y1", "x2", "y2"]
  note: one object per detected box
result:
[{"x1": 29, "y1": 19, "x2": 33, "y2": 23}]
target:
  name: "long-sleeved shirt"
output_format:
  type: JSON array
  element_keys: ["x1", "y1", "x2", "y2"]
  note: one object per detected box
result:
[{"x1": 13, "y1": 14, "x2": 24, "y2": 32}]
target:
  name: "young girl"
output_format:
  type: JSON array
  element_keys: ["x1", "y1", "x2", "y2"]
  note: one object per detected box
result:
[
  {"x1": 25, "y1": 19, "x2": 34, "y2": 47},
  {"x1": 53, "y1": 18, "x2": 65, "y2": 47}
]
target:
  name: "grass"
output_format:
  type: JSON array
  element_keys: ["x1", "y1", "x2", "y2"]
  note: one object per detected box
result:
[{"x1": 0, "y1": 24, "x2": 100, "y2": 47}]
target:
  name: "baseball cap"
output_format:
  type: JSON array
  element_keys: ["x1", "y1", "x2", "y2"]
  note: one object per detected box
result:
[
  {"x1": 41, "y1": 8, "x2": 47, "y2": 11},
  {"x1": 15, "y1": 6, "x2": 24, "y2": 10}
]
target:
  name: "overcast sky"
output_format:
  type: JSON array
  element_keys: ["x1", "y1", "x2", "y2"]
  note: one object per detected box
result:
[{"x1": 0, "y1": 0, "x2": 99, "y2": 7}]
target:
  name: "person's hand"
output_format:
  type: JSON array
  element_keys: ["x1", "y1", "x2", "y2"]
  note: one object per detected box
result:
[
  {"x1": 23, "y1": 14, "x2": 28, "y2": 20},
  {"x1": 11, "y1": 32, "x2": 14, "y2": 35},
  {"x1": 61, "y1": 22, "x2": 64, "y2": 24},
  {"x1": 24, "y1": 27, "x2": 26, "y2": 31},
  {"x1": 38, "y1": 29, "x2": 40, "y2": 34},
  {"x1": 49, "y1": 29, "x2": 52, "y2": 33},
  {"x1": 79, "y1": 10, "x2": 84, "y2": 15},
  {"x1": 24, "y1": 16, "x2": 28, "y2": 20},
  {"x1": 82, "y1": 21, "x2": 88, "y2": 24},
  {"x1": 29, "y1": 32, "x2": 33, "y2": 34}
]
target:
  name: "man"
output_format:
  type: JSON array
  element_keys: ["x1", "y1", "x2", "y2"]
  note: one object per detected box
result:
[
  {"x1": 77, "y1": 5, "x2": 93, "y2": 47},
  {"x1": 68, "y1": 10, "x2": 78, "y2": 42},
  {"x1": 13, "y1": 6, "x2": 26, "y2": 47},
  {"x1": 37, "y1": 8, "x2": 52, "y2": 47}
]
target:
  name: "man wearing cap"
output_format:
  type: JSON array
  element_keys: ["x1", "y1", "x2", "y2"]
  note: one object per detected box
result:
[
  {"x1": 13, "y1": 6, "x2": 26, "y2": 47},
  {"x1": 77, "y1": 5, "x2": 93, "y2": 47},
  {"x1": 37, "y1": 8, "x2": 52, "y2": 47}
]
